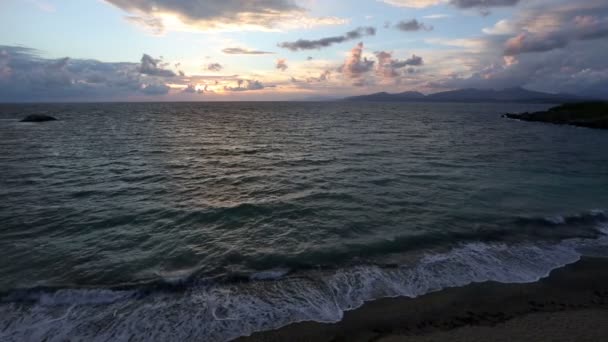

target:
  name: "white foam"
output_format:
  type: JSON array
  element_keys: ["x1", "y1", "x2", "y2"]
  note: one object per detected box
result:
[
  {"x1": 1, "y1": 227, "x2": 607, "y2": 342},
  {"x1": 590, "y1": 209, "x2": 605, "y2": 216}
]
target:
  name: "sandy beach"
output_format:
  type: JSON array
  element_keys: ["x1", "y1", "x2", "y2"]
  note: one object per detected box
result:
[{"x1": 240, "y1": 257, "x2": 608, "y2": 342}]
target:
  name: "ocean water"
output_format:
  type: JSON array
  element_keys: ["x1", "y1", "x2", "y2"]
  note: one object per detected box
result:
[{"x1": 1, "y1": 102, "x2": 608, "y2": 341}]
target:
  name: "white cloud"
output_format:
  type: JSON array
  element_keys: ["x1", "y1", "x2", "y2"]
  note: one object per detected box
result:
[
  {"x1": 423, "y1": 14, "x2": 451, "y2": 19},
  {"x1": 379, "y1": 0, "x2": 444, "y2": 8},
  {"x1": 482, "y1": 19, "x2": 515, "y2": 35}
]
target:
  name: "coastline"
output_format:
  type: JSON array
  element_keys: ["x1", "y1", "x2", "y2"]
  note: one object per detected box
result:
[
  {"x1": 239, "y1": 257, "x2": 608, "y2": 341},
  {"x1": 502, "y1": 102, "x2": 608, "y2": 129}
]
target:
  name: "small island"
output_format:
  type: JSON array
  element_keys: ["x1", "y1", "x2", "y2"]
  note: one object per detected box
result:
[
  {"x1": 20, "y1": 114, "x2": 57, "y2": 122},
  {"x1": 503, "y1": 102, "x2": 608, "y2": 129}
]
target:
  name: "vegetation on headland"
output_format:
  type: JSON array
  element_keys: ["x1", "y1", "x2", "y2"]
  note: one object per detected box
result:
[{"x1": 503, "y1": 102, "x2": 608, "y2": 129}]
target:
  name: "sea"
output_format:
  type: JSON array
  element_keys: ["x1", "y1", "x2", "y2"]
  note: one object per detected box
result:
[{"x1": 1, "y1": 102, "x2": 607, "y2": 341}]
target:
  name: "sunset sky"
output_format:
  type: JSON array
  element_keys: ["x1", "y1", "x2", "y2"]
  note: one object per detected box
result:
[{"x1": 1, "y1": 0, "x2": 607, "y2": 101}]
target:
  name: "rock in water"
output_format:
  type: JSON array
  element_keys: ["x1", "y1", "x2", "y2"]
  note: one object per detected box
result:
[{"x1": 20, "y1": 114, "x2": 57, "y2": 122}]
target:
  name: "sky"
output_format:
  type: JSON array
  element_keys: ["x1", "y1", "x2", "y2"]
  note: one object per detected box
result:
[{"x1": 0, "y1": 0, "x2": 607, "y2": 102}]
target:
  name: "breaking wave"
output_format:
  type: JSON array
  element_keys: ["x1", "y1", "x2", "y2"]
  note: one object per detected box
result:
[{"x1": 1, "y1": 211, "x2": 607, "y2": 342}]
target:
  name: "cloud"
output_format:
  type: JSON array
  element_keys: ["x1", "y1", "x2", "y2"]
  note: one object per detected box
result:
[
  {"x1": 207, "y1": 63, "x2": 223, "y2": 72},
  {"x1": 0, "y1": 45, "x2": 284, "y2": 101},
  {"x1": 138, "y1": 54, "x2": 176, "y2": 77},
  {"x1": 396, "y1": 55, "x2": 424, "y2": 67},
  {"x1": 423, "y1": 1, "x2": 608, "y2": 98},
  {"x1": 0, "y1": 45, "x2": 159, "y2": 101},
  {"x1": 104, "y1": 0, "x2": 345, "y2": 32},
  {"x1": 26, "y1": 0, "x2": 56, "y2": 12},
  {"x1": 380, "y1": 0, "x2": 520, "y2": 13},
  {"x1": 125, "y1": 16, "x2": 165, "y2": 35},
  {"x1": 394, "y1": 19, "x2": 433, "y2": 32},
  {"x1": 142, "y1": 83, "x2": 170, "y2": 95},
  {"x1": 4, "y1": 1, "x2": 608, "y2": 101},
  {"x1": 304, "y1": 70, "x2": 332, "y2": 83},
  {"x1": 450, "y1": 0, "x2": 519, "y2": 10},
  {"x1": 276, "y1": 59, "x2": 288, "y2": 71},
  {"x1": 340, "y1": 43, "x2": 375, "y2": 82},
  {"x1": 224, "y1": 79, "x2": 265, "y2": 91},
  {"x1": 375, "y1": 51, "x2": 424, "y2": 78},
  {"x1": 503, "y1": 15, "x2": 608, "y2": 55},
  {"x1": 423, "y1": 14, "x2": 451, "y2": 19},
  {"x1": 222, "y1": 47, "x2": 274, "y2": 55},
  {"x1": 482, "y1": 19, "x2": 514, "y2": 35},
  {"x1": 432, "y1": 40, "x2": 608, "y2": 98},
  {"x1": 278, "y1": 27, "x2": 376, "y2": 51},
  {"x1": 379, "y1": 0, "x2": 443, "y2": 8},
  {"x1": 451, "y1": 0, "x2": 521, "y2": 15},
  {"x1": 183, "y1": 84, "x2": 204, "y2": 94}
]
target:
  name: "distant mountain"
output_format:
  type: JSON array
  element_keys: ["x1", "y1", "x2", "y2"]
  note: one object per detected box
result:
[
  {"x1": 290, "y1": 95, "x2": 342, "y2": 101},
  {"x1": 344, "y1": 87, "x2": 589, "y2": 103},
  {"x1": 345, "y1": 91, "x2": 426, "y2": 102}
]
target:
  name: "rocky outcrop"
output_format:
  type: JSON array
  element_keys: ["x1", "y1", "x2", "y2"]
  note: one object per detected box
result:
[
  {"x1": 20, "y1": 114, "x2": 57, "y2": 122},
  {"x1": 503, "y1": 102, "x2": 608, "y2": 129}
]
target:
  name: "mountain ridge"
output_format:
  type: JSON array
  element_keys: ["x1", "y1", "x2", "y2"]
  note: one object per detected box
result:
[{"x1": 344, "y1": 87, "x2": 592, "y2": 103}]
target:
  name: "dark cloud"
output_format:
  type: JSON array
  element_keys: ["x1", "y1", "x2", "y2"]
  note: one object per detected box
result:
[
  {"x1": 394, "y1": 55, "x2": 424, "y2": 67},
  {"x1": 222, "y1": 47, "x2": 274, "y2": 55},
  {"x1": 105, "y1": 0, "x2": 304, "y2": 29},
  {"x1": 504, "y1": 16, "x2": 608, "y2": 55},
  {"x1": 278, "y1": 27, "x2": 376, "y2": 51},
  {"x1": 0, "y1": 45, "x2": 179, "y2": 101},
  {"x1": 450, "y1": 0, "x2": 519, "y2": 9},
  {"x1": 375, "y1": 51, "x2": 424, "y2": 78},
  {"x1": 394, "y1": 19, "x2": 433, "y2": 32},
  {"x1": 207, "y1": 63, "x2": 223, "y2": 72},
  {"x1": 381, "y1": 0, "x2": 520, "y2": 14},
  {"x1": 423, "y1": 0, "x2": 608, "y2": 98},
  {"x1": 224, "y1": 79, "x2": 265, "y2": 91},
  {"x1": 276, "y1": 59, "x2": 288, "y2": 71},
  {"x1": 0, "y1": 46, "x2": 243, "y2": 101},
  {"x1": 142, "y1": 83, "x2": 170, "y2": 95},
  {"x1": 339, "y1": 43, "x2": 375, "y2": 83},
  {"x1": 375, "y1": 51, "x2": 398, "y2": 78},
  {"x1": 433, "y1": 36, "x2": 608, "y2": 98},
  {"x1": 138, "y1": 54, "x2": 176, "y2": 77},
  {"x1": 449, "y1": 0, "x2": 520, "y2": 15}
]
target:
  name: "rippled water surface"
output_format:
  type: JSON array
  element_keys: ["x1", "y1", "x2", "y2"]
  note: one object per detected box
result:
[{"x1": 1, "y1": 102, "x2": 608, "y2": 341}]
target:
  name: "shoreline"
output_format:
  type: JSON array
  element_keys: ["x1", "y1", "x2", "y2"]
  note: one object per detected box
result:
[{"x1": 239, "y1": 257, "x2": 608, "y2": 341}]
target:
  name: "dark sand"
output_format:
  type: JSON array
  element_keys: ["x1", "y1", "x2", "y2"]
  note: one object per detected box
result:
[{"x1": 238, "y1": 257, "x2": 608, "y2": 342}]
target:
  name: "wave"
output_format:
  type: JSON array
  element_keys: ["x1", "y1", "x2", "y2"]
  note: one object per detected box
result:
[
  {"x1": 2, "y1": 288, "x2": 138, "y2": 306},
  {"x1": 1, "y1": 212, "x2": 608, "y2": 341},
  {"x1": 249, "y1": 268, "x2": 290, "y2": 281},
  {"x1": 516, "y1": 209, "x2": 606, "y2": 227}
]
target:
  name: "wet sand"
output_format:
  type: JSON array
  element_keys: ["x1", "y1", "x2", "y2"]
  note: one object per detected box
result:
[{"x1": 238, "y1": 257, "x2": 608, "y2": 342}]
